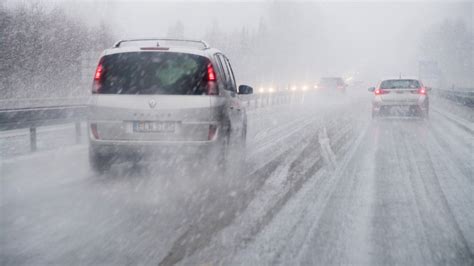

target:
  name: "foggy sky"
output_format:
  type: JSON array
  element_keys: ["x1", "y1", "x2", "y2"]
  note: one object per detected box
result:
[{"x1": 5, "y1": 0, "x2": 473, "y2": 83}]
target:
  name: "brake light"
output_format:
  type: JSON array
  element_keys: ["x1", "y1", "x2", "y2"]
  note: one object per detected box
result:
[
  {"x1": 208, "y1": 125, "x2": 218, "y2": 140},
  {"x1": 140, "y1": 47, "x2": 169, "y2": 51},
  {"x1": 92, "y1": 59, "x2": 104, "y2": 94},
  {"x1": 90, "y1": 123, "x2": 99, "y2": 139},
  {"x1": 374, "y1": 88, "x2": 387, "y2": 95},
  {"x1": 94, "y1": 64, "x2": 103, "y2": 80},
  {"x1": 207, "y1": 63, "x2": 216, "y2": 81},
  {"x1": 418, "y1": 87, "x2": 426, "y2": 95}
]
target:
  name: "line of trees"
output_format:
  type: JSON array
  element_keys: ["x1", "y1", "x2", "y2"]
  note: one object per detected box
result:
[
  {"x1": 419, "y1": 18, "x2": 473, "y2": 88},
  {"x1": 166, "y1": 2, "x2": 326, "y2": 88},
  {"x1": 0, "y1": 3, "x2": 115, "y2": 99}
]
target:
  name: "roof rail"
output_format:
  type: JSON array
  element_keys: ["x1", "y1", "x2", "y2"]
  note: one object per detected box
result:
[{"x1": 113, "y1": 38, "x2": 210, "y2": 49}]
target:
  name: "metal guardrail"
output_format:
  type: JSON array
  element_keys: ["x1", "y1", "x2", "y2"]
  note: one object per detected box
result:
[
  {"x1": 0, "y1": 97, "x2": 89, "y2": 110},
  {"x1": 0, "y1": 91, "x2": 304, "y2": 152},
  {"x1": 436, "y1": 88, "x2": 474, "y2": 107},
  {"x1": 240, "y1": 90, "x2": 305, "y2": 110},
  {"x1": 3, "y1": 87, "x2": 468, "y2": 153},
  {"x1": 0, "y1": 103, "x2": 88, "y2": 151}
]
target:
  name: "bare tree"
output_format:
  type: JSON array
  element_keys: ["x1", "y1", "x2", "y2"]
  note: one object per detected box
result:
[
  {"x1": 0, "y1": 2, "x2": 115, "y2": 99},
  {"x1": 167, "y1": 21, "x2": 185, "y2": 39},
  {"x1": 420, "y1": 18, "x2": 473, "y2": 87}
]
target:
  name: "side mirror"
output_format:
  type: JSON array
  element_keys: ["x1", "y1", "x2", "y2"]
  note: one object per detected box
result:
[
  {"x1": 238, "y1": 85, "x2": 253, "y2": 95},
  {"x1": 368, "y1": 87, "x2": 375, "y2": 92}
]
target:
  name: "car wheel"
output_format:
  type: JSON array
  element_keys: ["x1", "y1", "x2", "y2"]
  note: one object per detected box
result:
[
  {"x1": 215, "y1": 134, "x2": 229, "y2": 173},
  {"x1": 218, "y1": 128, "x2": 246, "y2": 178},
  {"x1": 422, "y1": 107, "x2": 429, "y2": 119},
  {"x1": 372, "y1": 110, "x2": 378, "y2": 119},
  {"x1": 89, "y1": 146, "x2": 113, "y2": 174},
  {"x1": 232, "y1": 128, "x2": 247, "y2": 176}
]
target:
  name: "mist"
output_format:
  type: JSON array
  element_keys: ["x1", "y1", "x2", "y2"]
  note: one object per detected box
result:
[
  {"x1": 43, "y1": 0, "x2": 474, "y2": 86},
  {"x1": 3, "y1": 0, "x2": 472, "y2": 88},
  {"x1": 1, "y1": 1, "x2": 473, "y2": 265}
]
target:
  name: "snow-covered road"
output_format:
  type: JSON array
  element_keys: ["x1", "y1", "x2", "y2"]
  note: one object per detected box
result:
[
  {"x1": 1, "y1": 93, "x2": 473, "y2": 265},
  {"x1": 220, "y1": 114, "x2": 473, "y2": 266}
]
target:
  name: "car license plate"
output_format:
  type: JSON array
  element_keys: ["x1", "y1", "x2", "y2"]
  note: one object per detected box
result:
[{"x1": 132, "y1": 121, "x2": 175, "y2": 133}]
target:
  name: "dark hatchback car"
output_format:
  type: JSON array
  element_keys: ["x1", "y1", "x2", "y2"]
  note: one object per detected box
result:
[{"x1": 318, "y1": 77, "x2": 347, "y2": 94}]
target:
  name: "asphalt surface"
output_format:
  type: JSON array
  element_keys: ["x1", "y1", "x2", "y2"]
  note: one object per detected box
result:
[{"x1": 1, "y1": 93, "x2": 473, "y2": 265}]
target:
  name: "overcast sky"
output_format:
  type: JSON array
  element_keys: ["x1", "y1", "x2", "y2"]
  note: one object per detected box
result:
[{"x1": 4, "y1": 0, "x2": 472, "y2": 82}]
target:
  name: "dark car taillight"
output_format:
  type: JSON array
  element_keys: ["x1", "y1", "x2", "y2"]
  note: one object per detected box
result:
[{"x1": 92, "y1": 58, "x2": 105, "y2": 94}]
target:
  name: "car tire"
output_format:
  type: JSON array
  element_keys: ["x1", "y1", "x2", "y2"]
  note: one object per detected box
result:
[
  {"x1": 215, "y1": 133, "x2": 229, "y2": 173},
  {"x1": 89, "y1": 146, "x2": 113, "y2": 174},
  {"x1": 372, "y1": 110, "x2": 378, "y2": 119},
  {"x1": 231, "y1": 129, "x2": 246, "y2": 177},
  {"x1": 415, "y1": 105, "x2": 429, "y2": 119},
  {"x1": 218, "y1": 127, "x2": 246, "y2": 178},
  {"x1": 422, "y1": 108, "x2": 429, "y2": 119}
]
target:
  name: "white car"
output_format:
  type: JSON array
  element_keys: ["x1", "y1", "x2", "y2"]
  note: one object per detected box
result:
[
  {"x1": 88, "y1": 38, "x2": 253, "y2": 173},
  {"x1": 369, "y1": 79, "x2": 430, "y2": 119}
]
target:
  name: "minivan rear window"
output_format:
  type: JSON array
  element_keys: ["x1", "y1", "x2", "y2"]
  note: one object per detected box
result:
[
  {"x1": 99, "y1": 52, "x2": 210, "y2": 95},
  {"x1": 380, "y1": 79, "x2": 420, "y2": 89}
]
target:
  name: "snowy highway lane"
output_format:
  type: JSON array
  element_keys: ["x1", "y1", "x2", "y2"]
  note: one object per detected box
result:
[
  {"x1": 1, "y1": 94, "x2": 473, "y2": 265},
  {"x1": 220, "y1": 114, "x2": 473, "y2": 266}
]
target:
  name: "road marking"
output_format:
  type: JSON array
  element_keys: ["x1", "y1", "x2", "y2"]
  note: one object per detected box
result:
[{"x1": 318, "y1": 127, "x2": 337, "y2": 169}]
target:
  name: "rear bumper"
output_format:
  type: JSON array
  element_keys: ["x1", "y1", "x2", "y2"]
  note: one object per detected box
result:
[
  {"x1": 372, "y1": 98, "x2": 428, "y2": 111},
  {"x1": 89, "y1": 138, "x2": 223, "y2": 160}
]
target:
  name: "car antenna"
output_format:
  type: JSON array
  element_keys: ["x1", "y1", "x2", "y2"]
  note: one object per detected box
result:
[{"x1": 399, "y1": 73, "x2": 402, "y2": 79}]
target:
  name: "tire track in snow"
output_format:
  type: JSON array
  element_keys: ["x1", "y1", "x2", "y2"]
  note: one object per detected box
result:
[
  {"x1": 400, "y1": 128, "x2": 473, "y2": 265},
  {"x1": 159, "y1": 112, "x2": 324, "y2": 266}
]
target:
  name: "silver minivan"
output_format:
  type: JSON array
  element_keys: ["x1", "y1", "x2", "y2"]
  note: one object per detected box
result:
[{"x1": 88, "y1": 39, "x2": 253, "y2": 173}]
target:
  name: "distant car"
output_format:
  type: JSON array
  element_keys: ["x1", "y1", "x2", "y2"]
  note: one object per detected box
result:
[
  {"x1": 318, "y1": 77, "x2": 347, "y2": 93},
  {"x1": 368, "y1": 78, "x2": 430, "y2": 118},
  {"x1": 88, "y1": 38, "x2": 253, "y2": 173}
]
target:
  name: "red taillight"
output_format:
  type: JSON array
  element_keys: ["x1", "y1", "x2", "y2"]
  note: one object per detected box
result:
[
  {"x1": 208, "y1": 125, "x2": 218, "y2": 140},
  {"x1": 418, "y1": 87, "x2": 426, "y2": 95},
  {"x1": 207, "y1": 63, "x2": 216, "y2": 81},
  {"x1": 90, "y1": 123, "x2": 99, "y2": 139},
  {"x1": 375, "y1": 88, "x2": 383, "y2": 95},
  {"x1": 206, "y1": 63, "x2": 218, "y2": 95},
  {"x1": 94, "y1": 63, "x2": 103, "y2": 81},
  {"x1": 92, "y1": 59, "x2": 104, "y2": 94}
]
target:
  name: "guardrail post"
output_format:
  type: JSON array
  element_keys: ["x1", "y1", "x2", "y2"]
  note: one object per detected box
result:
[
  {"x1": 30, "y1": 127, "x2": 37, "y2": 152},
  {"x1": 75, "y1": 122, "x2": 82, "y2": 144}
]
